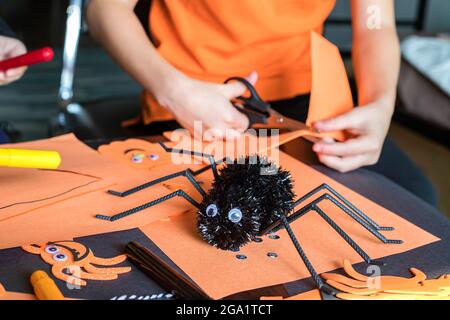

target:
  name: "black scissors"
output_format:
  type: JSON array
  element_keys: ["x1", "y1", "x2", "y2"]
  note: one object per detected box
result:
[{"x1": 224, "y1": 77, "x2": 316, "y2": 134}]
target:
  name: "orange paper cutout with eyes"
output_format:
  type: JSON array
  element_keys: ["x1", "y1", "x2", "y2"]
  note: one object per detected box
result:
[
  {"x1": 22, "y1": 241, "x2": 131, "y2": 286},
  {"x1": 98, "y1": 139, "x2": 174, "y2": 171},
  {"x1": 98, "y1": 139, "x2": 201, "y2": 173}
]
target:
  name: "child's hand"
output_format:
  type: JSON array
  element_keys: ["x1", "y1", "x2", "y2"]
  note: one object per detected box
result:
[
  {"x1": 0, "y1": 36, "x2": 27, "y2": 85},
  {"x1": 312, "y1": 97, "x2": 394, "y2": 173},
  {"x1": 157, "y1": 71, "x2": 258, "y2": 141}
]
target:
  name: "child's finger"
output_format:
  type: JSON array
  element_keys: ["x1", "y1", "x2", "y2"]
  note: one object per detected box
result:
[
  {"x1": 317, "y1": 153, "x2": 367, "y2": 173},
  {"x1": 314, "y1": 108, "x2": 366, "y2": 132},
  {"x1": 6, "y1": 66, "x2": 27, "y2": 78},
  {"x1": 313, "y1": 138, "x2": 376, "y2": 157}
]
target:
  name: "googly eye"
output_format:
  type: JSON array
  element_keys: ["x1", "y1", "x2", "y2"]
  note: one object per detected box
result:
[
  {"x1": 53, "y1": 253, "x2": 68, "y2": 262},
  {"x1": 205, "y1": 204, "x2": 218, "y2": 217},
  {"x1": 45, "y1": 245, "x2": 59, "y2": 254},
  {"x1": 228, "y1": 208, "x2": 243, "y2": 223},
  {"x1": 131, "y1": 153, "x2": 145, "y2": 164}
]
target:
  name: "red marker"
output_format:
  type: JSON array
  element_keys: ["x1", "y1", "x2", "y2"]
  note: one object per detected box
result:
[{"x1": 0, "y1": 47, "x2": 54, "y2": 71}]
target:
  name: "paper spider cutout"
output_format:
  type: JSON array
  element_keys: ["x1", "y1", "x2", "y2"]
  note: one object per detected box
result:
[
  {"x1": 22, "y1": 241, "x2": 131, "y2": 286},
  {"x1": 95, "y1": 143, "x2": 402, "y2": 294}
]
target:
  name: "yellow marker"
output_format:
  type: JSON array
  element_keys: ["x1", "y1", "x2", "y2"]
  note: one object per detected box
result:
[
  {"x1": 0, "y1": 149, "x2": 61, "y2": 169},
  {"x1": 30, "y1": 270, "x2": 64, "y2": 300}
]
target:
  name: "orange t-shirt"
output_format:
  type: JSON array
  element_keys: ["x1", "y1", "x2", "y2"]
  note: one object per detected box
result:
[{"x1": 142, "y1": 0, "x2": 336, "y2": 124}]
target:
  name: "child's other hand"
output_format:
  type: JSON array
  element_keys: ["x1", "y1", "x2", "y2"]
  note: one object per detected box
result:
[
  {"x1": 0, "y1": 36, "x2": 27, "y2": 85},
  {"x1": 312, "y1": 97, "x2": 394, "y2": 173}
]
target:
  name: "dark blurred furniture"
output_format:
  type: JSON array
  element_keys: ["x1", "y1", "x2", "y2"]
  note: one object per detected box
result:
[
  {"x1": 395, "y1": 35, "x2": 450, "y2": 147},
  {"x1": 53, "y1": 0, "x2": 175, "y2": 141}
]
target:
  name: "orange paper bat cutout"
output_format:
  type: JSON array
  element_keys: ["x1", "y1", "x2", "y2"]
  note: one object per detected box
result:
[{"x1": 22, "y1": 241, "x2": 131, "y2": 286}]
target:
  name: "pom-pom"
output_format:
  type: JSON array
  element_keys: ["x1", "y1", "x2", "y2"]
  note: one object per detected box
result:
[{"x1": 197, "y1": 155, "x2": 295, "y2": 251}]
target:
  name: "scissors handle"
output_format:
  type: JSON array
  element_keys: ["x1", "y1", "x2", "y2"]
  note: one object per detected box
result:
[{"x1": 224, "y1": 77, "x2": 271, "y2": 127}]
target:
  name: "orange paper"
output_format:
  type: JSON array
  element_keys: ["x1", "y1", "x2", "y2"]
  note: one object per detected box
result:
[
  {"x1": 306, "y1": 31, "x2": 354, "y2": 141},
  {"x1": 140, "y1": 151, "x2": 439, "y2": 299},
  {"x1": 0, "y1": 134, "x2": 134, "y2": 221},
  {"x1": 0, "y1": 170, "x2": 200, "y2": 249},
  {"x1": 260, "y1": 289, "x2": 322, "y2": 300},
  {"x1": 0, "y1": 135, "x2": 183, "y2": 248},
  {"x1": 98, "y1": 138, "x2": 205, "y2": 173},
  {"x1": 0, "y1": 135, "x2": 439, "y2": 301},
  {"x1": 0, "y1": 291, "x2": 79, "y2": 300}
]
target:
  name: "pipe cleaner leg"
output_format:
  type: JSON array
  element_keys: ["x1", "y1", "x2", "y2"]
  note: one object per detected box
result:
[
  {"x1": 294, "y1": 183, "x2": 395, "y2": 231},
  {"x1": 108, "y1": 168, "x2": 206, "y2": 198},
  {"x1": 95, "y1": 189, "x2": 200, "y2": 221},
  {"x1": 264, "y1": 196, "x2": 385, "y2": 265},
  {"x1": 280, "y1": 215, "x2": 335, "y2": 295},
  {"x1": 264, "y1": 191, "x2": 403, "y2": 244}
]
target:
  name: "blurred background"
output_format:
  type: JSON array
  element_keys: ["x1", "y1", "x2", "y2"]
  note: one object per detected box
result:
[{"x1": 0, "y1": 0, "x2": 449, "y2": 215}]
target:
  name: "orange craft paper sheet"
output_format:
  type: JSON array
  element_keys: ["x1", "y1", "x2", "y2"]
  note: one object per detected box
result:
[
  {"x1": 0, "y1": 291, "x2": 37, "y2": 300},
  {"x1": 0, "y1": 166, "x2": 203, "y2": 249},
  {"x1": 0, "y1": 291, "x2": 79, "y2": 300},
  {"x1": 306, "y1": 31, "x2": 354, "y2": 142},
  {"x1": 163, "y1": 129, "x2": 313, "y2": 162},
  {"x1": 0, "y1": 132, "x2": 307, "y2": 248},
  {"x1": 0, "y1": 134, "x2": 132, "y2": 220},
  {"x1": 140, "y1": 151, "x2": 439, "y2": 300},
  {"x1": 0, "y1": 135, "x2": 200, "y2": 249},
  {"x1": 260, "y1": 289, "x2": 322, "y2": 300}
]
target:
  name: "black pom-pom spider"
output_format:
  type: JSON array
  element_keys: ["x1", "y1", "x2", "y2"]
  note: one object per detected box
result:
[{"x1": 95, "y1": 143, "x2": 402, "y2": 294}]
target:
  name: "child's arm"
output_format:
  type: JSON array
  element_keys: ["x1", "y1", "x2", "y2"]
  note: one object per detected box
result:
[
  {"x1": 86, "y1": 0, "x2": 250, "y2": 141},
  {"x1": 313, "y1": 0, "x2": 400, "y2": 172}
]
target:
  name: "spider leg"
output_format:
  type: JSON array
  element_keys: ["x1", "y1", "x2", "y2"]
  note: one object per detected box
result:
[
  {"x1": 108, "y1": 168, "x2": 206, "y2": 198},
  {"x1": 294, "y1": 183, "x2": 394, "y2": 231},
  {"x1": 265, "y1": 191, "x2": 403, "y2": 244},
  {"x1": 95, "y1": 189, "x2": 201, "y2": 221},
  {"x1": 279, "y1": 215, "x2": 336, "y2": 295},
  {"x1": 158, "y1": 142, "x2": 222, "y2": 179},
  {"x1": 312, "y1": 205, "x2": 384, "y2": 266},
  {"x1": 264, "y1": 195, "x2": 385, "y2": 265}
]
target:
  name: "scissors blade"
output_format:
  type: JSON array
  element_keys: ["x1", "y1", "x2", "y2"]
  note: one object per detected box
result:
[{"x1": 252, "y1": 109, "x2": 321, "y2": 143}]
